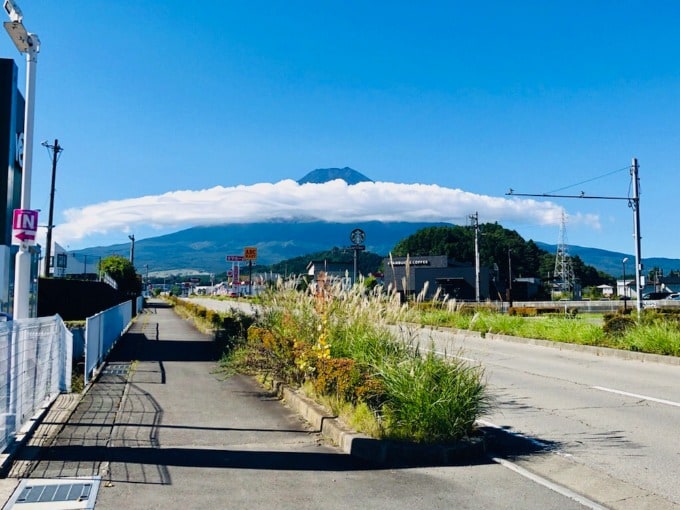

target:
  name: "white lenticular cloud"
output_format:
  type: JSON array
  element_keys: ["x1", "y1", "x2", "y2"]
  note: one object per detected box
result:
[{"x1": 54, "y1": 180, "x2": 591, "y2": 244}]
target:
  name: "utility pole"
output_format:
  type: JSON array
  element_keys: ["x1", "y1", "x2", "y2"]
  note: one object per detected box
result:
[
  {"x1": 469, "y1": 212, "x2": 480, "y2": 301},
  {"x1": 631, "y1": 157, "x2": 642, "y2": 317},
  {"x1": 507, "y1": 248, "x2": 513, "y2": 308},
  {"x1": 128, "y1": 234, "x2": 135, "y2": 266},
  {"x1": 41, "y1": 139, "x2": 62, "y2": 278},
  {"x1": 506, "y1": 157, "x2": 643, "y2": 317}
]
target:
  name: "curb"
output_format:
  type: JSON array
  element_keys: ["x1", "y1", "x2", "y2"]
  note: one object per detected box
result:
[
  {"x1": 0, "y1": 392, "x2": 83, "y2": 478},
  {"x1": 275, "y1": 382, "x2": 485, "y2": 466},
  {"x1": 469, "y1": 329, "x2": 680, "y2": 366}
]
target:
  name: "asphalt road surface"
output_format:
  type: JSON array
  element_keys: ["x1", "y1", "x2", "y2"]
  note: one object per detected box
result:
[
  {"x1": 187, "y1": 297, "x2": 680, "y2": 508},
  {"x1": 407, "y1": 325, "x2": 680, "y2": 508}
]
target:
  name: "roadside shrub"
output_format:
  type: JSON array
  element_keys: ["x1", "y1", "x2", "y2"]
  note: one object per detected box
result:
[
  {"x1": 312, "y1": 358, "x2": 364, "y2": 404},
  {"x1": 377, "y1": 351, "x2": 488, "y2": 443},
  {"x1": 603, "y1": 315, "x2": 636, "y2": 336},
  {"x1": 246, "y1": 323, "x2": 302, "y2": 384}
]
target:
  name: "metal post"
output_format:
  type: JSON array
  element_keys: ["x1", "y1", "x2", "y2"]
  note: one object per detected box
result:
[
  {"x1": 248, "y1": 260, "x2": 253, "y2": 296},
  {"x1": 507, "y1": 248, "x2": 513, "y2": 308},
  {"x1": 631, "y1": 158, "x2": 642, "y2": 317},
  {"x1": 622, "y1": 257, "x2": 628, "y2": 311},
  {"x1": 128, "y1": 234, "x2": 135, "y2": 266},
  {"x1": 471, "y1": 212, "x2": 480, "y2": 302},
  {"x1": 12, "y1": 25, "x2": 40, "y2": 319},
  {"x1": 42, "y1": 139, "x2": 61, "y2": 278}
]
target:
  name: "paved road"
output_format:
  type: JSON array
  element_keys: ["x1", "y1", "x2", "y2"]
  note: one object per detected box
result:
[
  {"x1": 0, "y1": 300, "x2": 590, "y2": 509},
  {"x1": 192, "y1": 297, "x2": 680, "y2": 508},
  {"x1": 409, "y1": 325, "x2": 680, "y2": 508}
]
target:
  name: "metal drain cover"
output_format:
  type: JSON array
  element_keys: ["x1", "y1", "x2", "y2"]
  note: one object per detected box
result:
[{"x1": 4, "y1": 477, "x2": 100, "y2": 509}]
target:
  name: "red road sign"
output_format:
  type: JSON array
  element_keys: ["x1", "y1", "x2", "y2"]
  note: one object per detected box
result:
[{"x1": 226, "y1": 255, "x2": 244, "y2": 262}]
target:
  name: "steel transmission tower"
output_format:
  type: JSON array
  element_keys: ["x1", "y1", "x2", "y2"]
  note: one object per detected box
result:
[{"x1": 553, "y1": 212, "x2": 574, "y2": 295}]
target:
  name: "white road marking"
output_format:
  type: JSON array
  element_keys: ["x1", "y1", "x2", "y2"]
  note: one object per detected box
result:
[
  {"x1": 432, "y1": 349, "x2": 477, "y2": 363},
  {"x1": 491, "y1": 456, "x2": 609, "y2": 510},
  {"x1": 477, "y1": 419, "x2": 606, "y2": 510},
  {"x1": 592, "y1": 386, "x2": 680, "y2": 408}
]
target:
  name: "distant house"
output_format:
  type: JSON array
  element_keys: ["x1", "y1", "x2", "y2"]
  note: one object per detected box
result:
[
  {"x1": 49, "y1": 242, "x2": 100, "y2": 279},
  {"x1": 617, "y1": 279, "x2": 636, "y2": 299},
  {"x1": 597, "y1": 284, "x2": 614, "y2": 298},
  {"x1": 306, "y1": 260, "x2": 353, "y2": 288},
  {"x1": 513, "y1": 277, "x2": 544, "y2": 301}
]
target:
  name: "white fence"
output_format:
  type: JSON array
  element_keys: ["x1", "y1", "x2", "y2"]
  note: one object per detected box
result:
[
  {"x1": 0, "y1": 316, "x2": 73, "y2": 453},
  {"x1": 84, "y1": 301, "x2": 132, "y2": 385}
]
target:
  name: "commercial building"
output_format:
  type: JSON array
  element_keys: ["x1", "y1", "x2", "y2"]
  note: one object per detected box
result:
[{"x1": 382, "y1": 255, "x2": 494, "y2": 301}]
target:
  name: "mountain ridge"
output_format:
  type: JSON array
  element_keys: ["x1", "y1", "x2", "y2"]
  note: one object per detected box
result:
[{"x1": 69, "y1": 168, "x2": 680, "y2": 277}]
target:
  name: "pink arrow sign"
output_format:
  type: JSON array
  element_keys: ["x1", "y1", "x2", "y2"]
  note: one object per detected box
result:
[
  {"x1": 15, "y1": 231, "x2": 35, "y2": 242},
  {"x1": 12, "y1": 209, "x2": 39, "y2": 246}
]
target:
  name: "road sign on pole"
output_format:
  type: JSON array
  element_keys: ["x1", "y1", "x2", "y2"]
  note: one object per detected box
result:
[
  {"x1": 244, "y1": 247, "x2": 257, "y2": 261},
  {"x1": 226, "y1": 255, "x2": 244, "y2": 262},
  {"x1": 12, "y1": 209, "x2": 38, "y2": 245}
]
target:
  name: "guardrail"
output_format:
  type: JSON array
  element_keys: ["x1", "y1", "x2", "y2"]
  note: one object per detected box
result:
[
  {"x1": 509, "y1": 299, "x2": 680, "y2": 313},
  {"x1": 0, "y1": 316, "x2": 72, "y2": 453},
  {"x1": 84, "y1": 301, "x2": 132, "y2": 385}
]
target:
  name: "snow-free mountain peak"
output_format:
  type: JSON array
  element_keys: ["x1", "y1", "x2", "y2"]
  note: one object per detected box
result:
[{"x1": 297, "y1": 167, "x2": 373, "y2": 185}]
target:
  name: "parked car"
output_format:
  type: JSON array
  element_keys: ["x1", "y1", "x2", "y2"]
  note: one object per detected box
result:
[{"x1": 642, "y1": 291, "x2": 672, "y2": 300}]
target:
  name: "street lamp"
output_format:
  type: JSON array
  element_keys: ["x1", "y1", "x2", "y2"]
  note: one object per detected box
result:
[
  {"x1": 4, "y1": 0, "x2": 40, "y2": 318},
  {"x1": 622, "y1": 257, "x2": 629, "y2": 311}
]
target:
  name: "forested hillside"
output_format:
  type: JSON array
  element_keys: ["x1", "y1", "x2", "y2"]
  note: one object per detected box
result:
[{"x1": 392, "y1": 224, "x2": 613, "y2": 288}]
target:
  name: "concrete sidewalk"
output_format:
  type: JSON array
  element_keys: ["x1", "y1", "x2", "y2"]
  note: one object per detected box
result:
[{"x1": 1, "y1": 300, "x2": 367, "y2": 509}]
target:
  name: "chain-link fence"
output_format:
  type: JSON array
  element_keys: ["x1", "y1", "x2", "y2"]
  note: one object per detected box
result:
[{"x1": 0, "y1": 316, "x2": 72, "y2": 452}]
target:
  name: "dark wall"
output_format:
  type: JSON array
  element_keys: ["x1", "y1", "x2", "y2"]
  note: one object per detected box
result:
[
  {"x1": 0, "y1": 58, "x2": 23, "y2": 245},
  {"x1": 38, "y1": 278, "x2": 129, "y2": 320}
]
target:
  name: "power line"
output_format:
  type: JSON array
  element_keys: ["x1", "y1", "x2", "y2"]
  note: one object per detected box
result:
[{"x1": 544, "y1": 166, "x2": 630, "y2": 195}]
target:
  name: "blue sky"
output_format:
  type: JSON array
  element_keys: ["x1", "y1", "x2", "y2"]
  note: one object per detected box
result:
[{"x1": 4, "y1": 1, "x2": 680, "y2": 260}]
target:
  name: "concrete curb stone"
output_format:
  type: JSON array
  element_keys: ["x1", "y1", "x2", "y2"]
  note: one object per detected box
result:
[{"x1": 276, "y1": 381, "x2": 485, "y2": 466}]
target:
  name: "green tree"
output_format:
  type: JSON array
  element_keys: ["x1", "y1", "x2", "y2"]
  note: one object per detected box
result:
[
  {"x1": 99, "y1": 255, "x2": 141, "y2": 296},
  {"x1": 269, "y1": 248, "x2": 383, "y2": 276},
  {"x1": 390, "y1": 223, "x2": 612, "y2": 289}
]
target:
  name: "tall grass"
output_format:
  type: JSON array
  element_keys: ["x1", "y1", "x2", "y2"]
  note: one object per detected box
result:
[
  {"x1": 412, "y1": 300, "x2": 680, "y2": 356},
  {"x1": 615, "y1": 322, "x2": 680, "y2": 356},
  {"x1": 238, "y1": 277, "x2": 488, "y2": 443},
  {"x1": 417, "y1": 308, "x2": 607, "y2": 346},
  {"x1": 376, "y1": 350, "x2": 488, "y2": 442}
]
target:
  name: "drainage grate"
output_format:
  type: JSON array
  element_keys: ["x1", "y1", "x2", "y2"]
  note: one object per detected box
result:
[
  {"x1": 4, "y1": 477, "x2": 100, "y2": 509},
  {"x1": 101, "y1": 365, "x2": 129, "y2": 376}
]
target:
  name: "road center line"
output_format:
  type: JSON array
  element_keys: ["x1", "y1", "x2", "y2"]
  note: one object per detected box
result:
[{"x1": 592, "y1": 386, "x2": 680, "y2": 408}]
